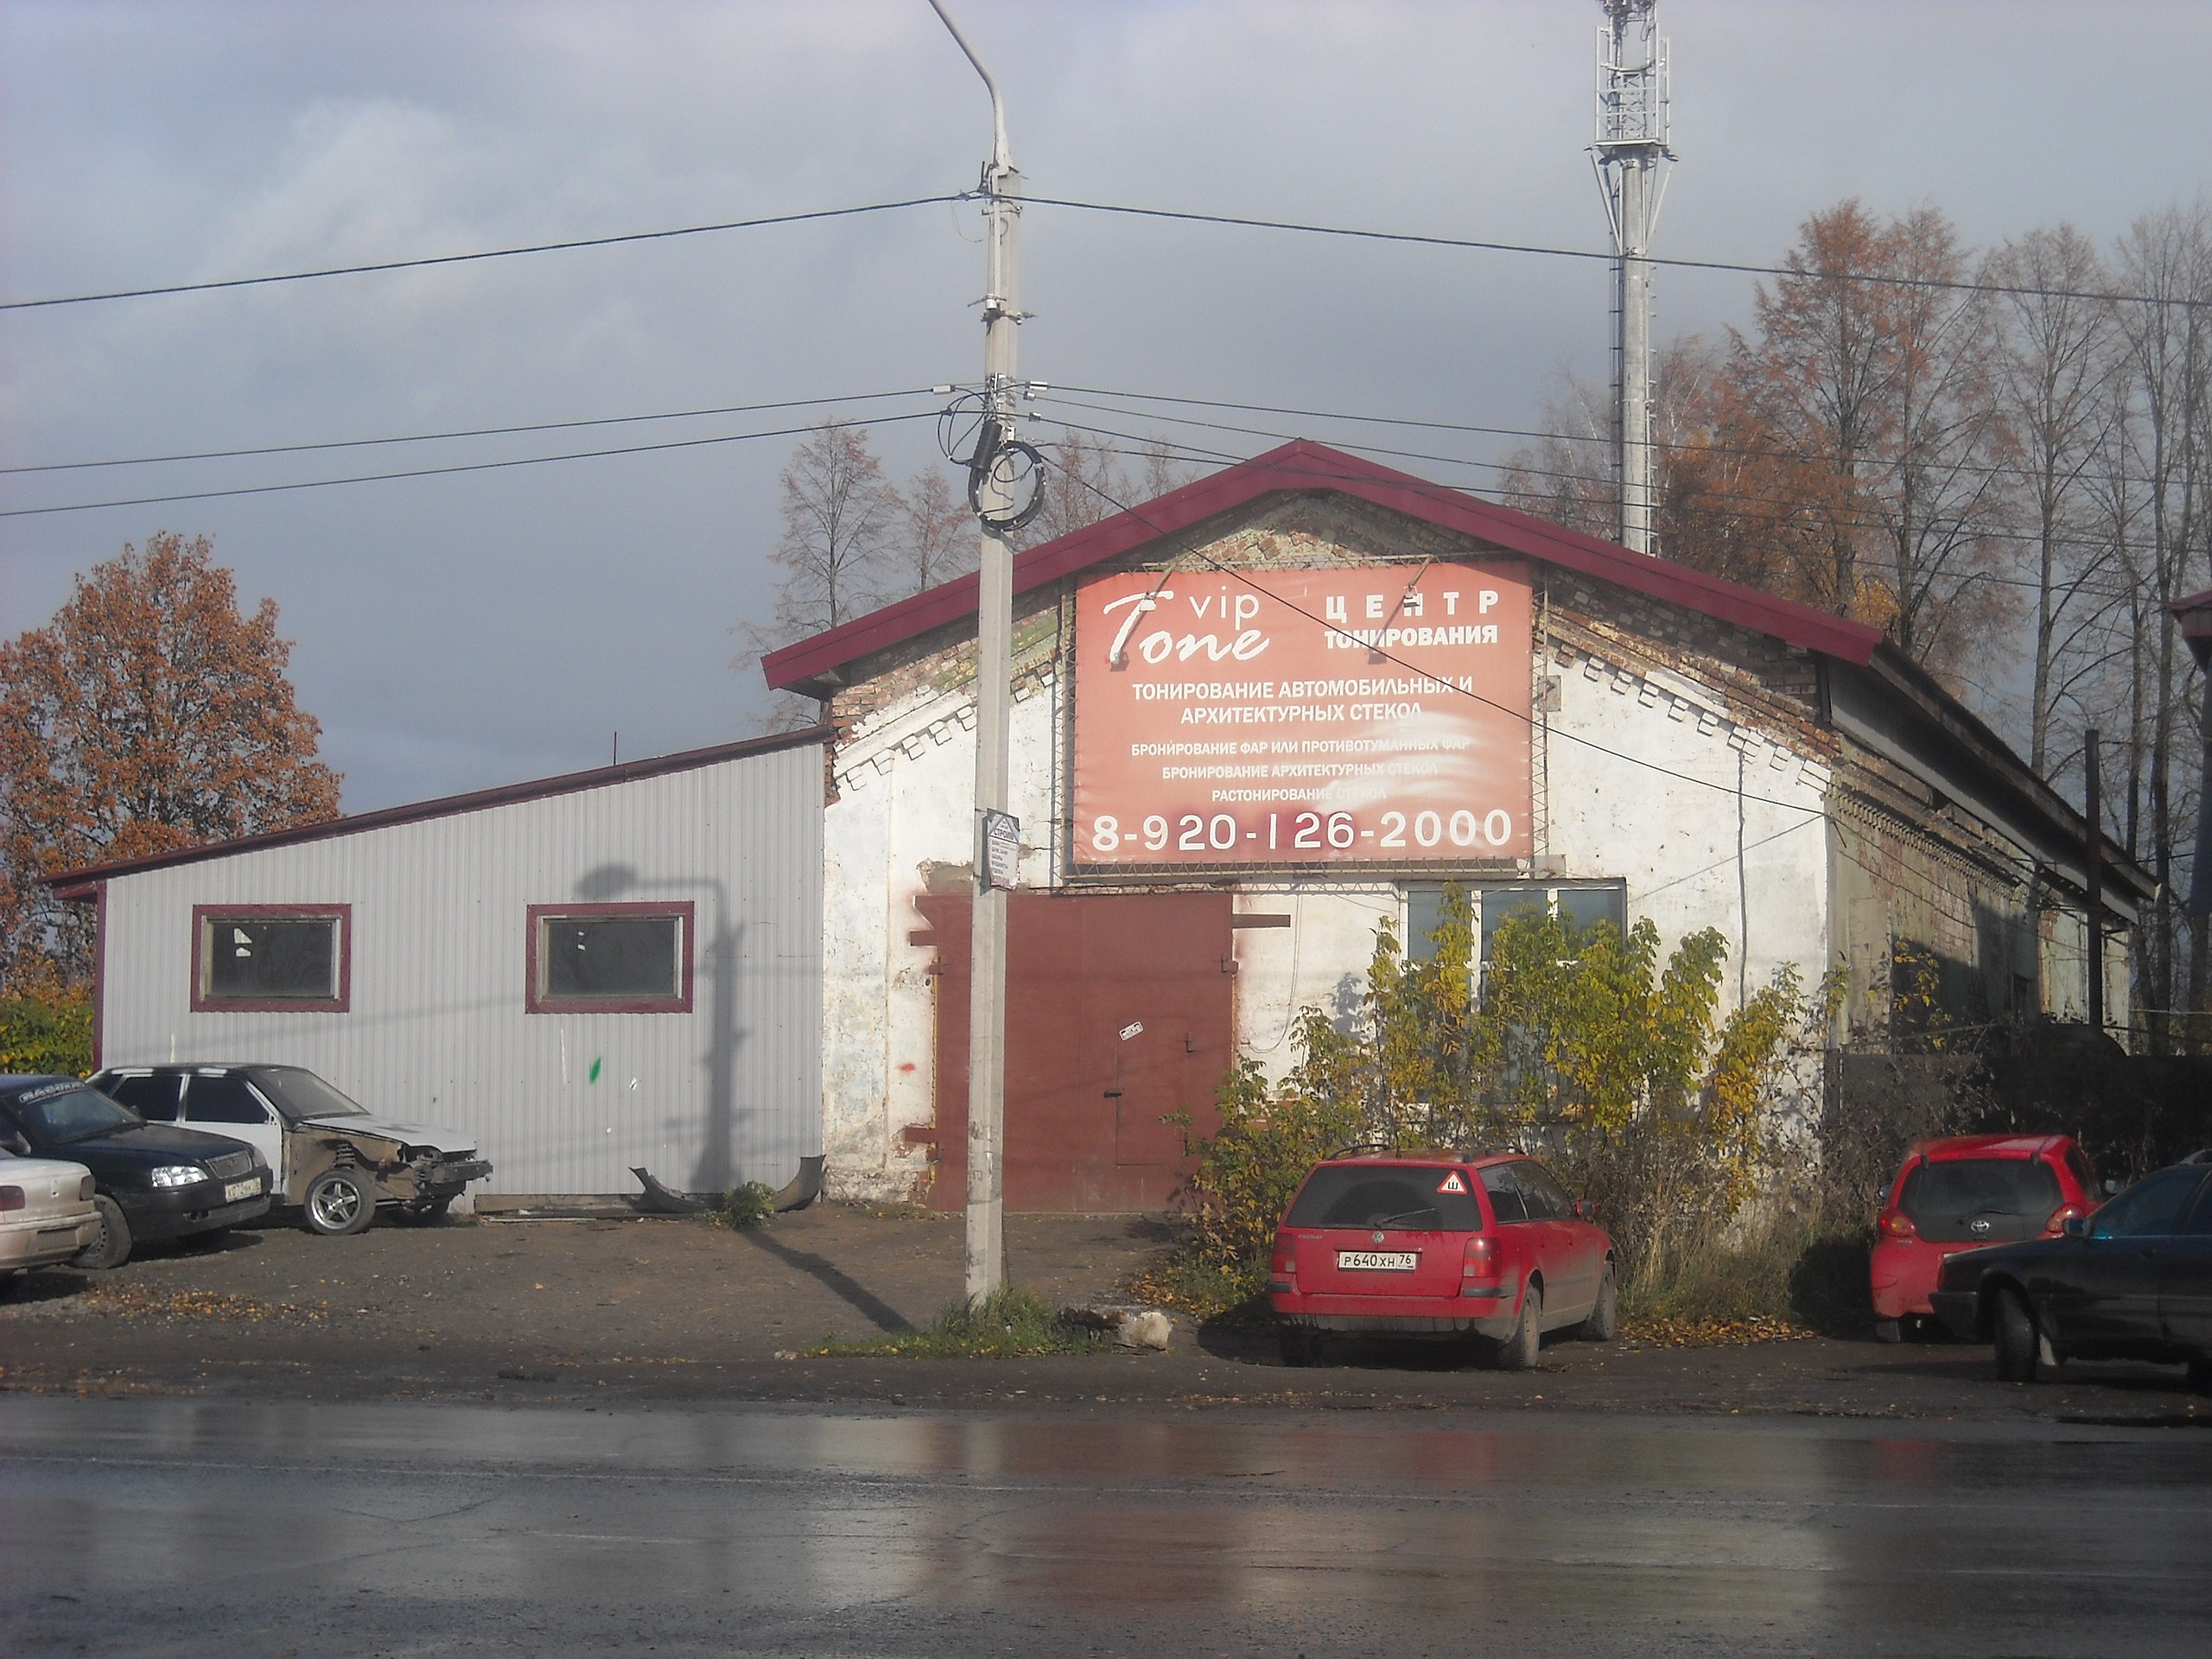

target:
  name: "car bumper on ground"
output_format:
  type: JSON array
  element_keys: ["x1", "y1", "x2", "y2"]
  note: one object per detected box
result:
[
  {"x1": 1927, "y1": 1288, "x2": 1982, "y2": 1341},
  {"x1": 118, "y1": 1181, "x2": 273, "y2": 1243},
  {"x1": 1, "y1": 1211, "x2": 101, "y2": 1271}
]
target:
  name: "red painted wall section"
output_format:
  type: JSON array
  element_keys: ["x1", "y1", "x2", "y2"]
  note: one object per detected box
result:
[{"x1": 918, "y1": 891, "x2": 1234, "y2": 1212}]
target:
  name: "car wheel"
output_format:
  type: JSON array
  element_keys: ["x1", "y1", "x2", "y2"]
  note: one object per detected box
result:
[
  {"x1": 393, "y1": 1198, "x2": 453, "y2": 1227},
  {"x1": 302, "y1": 1168, "x2": 378, "y2": 1237},
  {"x1": 1579, "y1": 1263, "x2": 1619, "y2": 1342},
  {"x1": 71, "y1": 1195, "x2": 133, "y2": 1270},
  {"x1": 1496, "y1": 1281, "x2": 1541, "y2": 1371},
  {"x1": 1992, "y1": 1286, "x2": 2043, "y2": 1383},
  {"x1": 1873, "y1": 1318, "x2": 1903, "y2": 1344}
]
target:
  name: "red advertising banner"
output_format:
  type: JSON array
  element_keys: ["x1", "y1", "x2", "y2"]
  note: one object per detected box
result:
[{"x1": 1071, "y1": 563, "x2": 1533, "y2": 868}]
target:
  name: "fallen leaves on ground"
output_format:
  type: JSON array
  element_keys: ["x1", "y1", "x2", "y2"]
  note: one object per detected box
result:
[
  {"x1": 80, "y1": 1284, "x2": 331, "y2": 1325},
  {"x1": 1620, "y1": 1313, "x2": 1818, "y2": 1348}
]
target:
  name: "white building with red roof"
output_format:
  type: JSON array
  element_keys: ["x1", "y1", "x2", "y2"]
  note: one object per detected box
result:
[{"x1": 765, "y1": 442, "x2": 2146, "y2": 1210}]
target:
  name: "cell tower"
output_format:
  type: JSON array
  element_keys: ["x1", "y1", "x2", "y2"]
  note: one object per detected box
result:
[{"x1": 1592, "y1": 0, "x2": 1673, "y2": 556}]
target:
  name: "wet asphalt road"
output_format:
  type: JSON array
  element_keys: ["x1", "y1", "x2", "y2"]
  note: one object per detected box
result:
[{"x1": 2, "y1": 1397, "x2": 2206, "y2": 1658}]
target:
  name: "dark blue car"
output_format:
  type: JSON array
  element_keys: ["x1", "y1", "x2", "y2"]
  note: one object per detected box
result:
[{"x1": 1929, "y1": 1154, "x2": 2212, "y2": 1389}]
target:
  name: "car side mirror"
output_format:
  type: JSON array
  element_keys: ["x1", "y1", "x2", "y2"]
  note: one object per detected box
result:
[
  {"x1": 2063, "y1": 1215, "x2": 2091, "y2": 1240},
  {"x1": 1573, "y1": 1198, "x2": 1596, "y2": 1222},
  {"x1": 0, "y1": 1130, "x2": 29, "y2": 1157}
]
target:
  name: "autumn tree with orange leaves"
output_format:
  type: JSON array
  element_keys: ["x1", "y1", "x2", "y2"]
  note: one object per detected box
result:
[{"x1": 0, "y1": 532, "x2": 341, "y2": 989}]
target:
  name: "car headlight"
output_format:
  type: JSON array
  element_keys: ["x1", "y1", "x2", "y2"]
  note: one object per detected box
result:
[{"x1": 149, "y1": 1164, "x2": 208, "y2": 1189}]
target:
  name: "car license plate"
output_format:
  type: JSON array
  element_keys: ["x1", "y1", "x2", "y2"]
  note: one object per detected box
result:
[
  {"x1": 1336, "y1": 1249, "x2": 1417, "y2": 1271},
  {"x1": 224, "y1": 1179, "x2": 259, "y2": 1203}
]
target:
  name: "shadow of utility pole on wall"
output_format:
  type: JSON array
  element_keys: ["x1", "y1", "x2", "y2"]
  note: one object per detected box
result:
[{"x1": 576, "y1": 862, "x2": 753, "y2": 1197}]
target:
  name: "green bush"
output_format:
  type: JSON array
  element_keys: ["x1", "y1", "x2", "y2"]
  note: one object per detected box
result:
[
  {"x1": 0, "y1": 989, "x2": 93, "y2": 1077},
  {"x1": 1169, "y1": 887, "x2": 1837, "y2": 1316},
  {"x1": 715, "y1": 1181, "x2": 779, "y2": 1229}
]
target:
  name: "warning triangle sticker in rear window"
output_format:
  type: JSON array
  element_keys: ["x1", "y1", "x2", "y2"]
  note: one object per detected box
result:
[{"x1": 1437, "y1": 1171, "x2": 1468, "y2": 1194}]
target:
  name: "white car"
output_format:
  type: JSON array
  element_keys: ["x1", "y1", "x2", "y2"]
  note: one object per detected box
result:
[
  {"x1": 90, "y1": 1065, "x2": 492, "y2": 1236},
  {"x1": 1, "y1": 1147, "x2": 100, "y2": 1281}
]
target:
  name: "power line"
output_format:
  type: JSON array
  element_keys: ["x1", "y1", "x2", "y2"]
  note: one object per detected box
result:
[
  {"x1": 0, "y1": 407, "x2": 942, "y2": 518},
  {"x1": 10, "y1": 370, "x2": 2157, "y2": 594},
  {"x1": 0, "y1": 196, "x2": 963, "y2": 313},
  {"x1": 1023, "y1": 194, "x2": 2210, "y2": 312},
  {"x1": 1027, "y1": 405, "x2": 2152, "y2": 603},
  {"x1": 1052, "y1": 380, "x2": 2144, "y2": 496},
  {"x1": 0, "y1": 389, "x2": 933, "y2": 475},
  {"x1": 1041, "y1": 403, "x2": 2157, "y2": 604},
  {"x1": 10, "y1": 186, "x2": 2203, "y2": 318}
]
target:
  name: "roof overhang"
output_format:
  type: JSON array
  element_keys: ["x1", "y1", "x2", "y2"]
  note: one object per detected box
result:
[
  {"x1": 1833, "y1": 649, "x2": 2152, "y2": 915},
  {"x1": 41, "y1": 725, "x2": 833, "y2": 893}
]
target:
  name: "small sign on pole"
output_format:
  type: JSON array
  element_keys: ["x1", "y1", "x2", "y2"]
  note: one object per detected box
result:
[{"x1": 982, "y1": 810, "x2": 1021, "y2": 891}]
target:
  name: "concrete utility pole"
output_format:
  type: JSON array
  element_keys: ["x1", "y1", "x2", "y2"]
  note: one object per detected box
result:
[
  {"x1": 929, "y1": 0, "x2": 1024, "y2": 1306},
  {"x1": 1592, "y1": 0, "x2": 1673, "y2": 557}
]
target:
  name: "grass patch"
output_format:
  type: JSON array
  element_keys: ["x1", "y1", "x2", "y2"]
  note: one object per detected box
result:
[
  {"x1": 1620, "y1": 1210, "x2": 1873, "y2": 1341},
  {"x1": 712, "y1": 1181, "x2": 779, "y2": 1230},
  {"x1": 1123, "y1": 1255, "x2": 1270, "y2": 1327},
  {"x1": 861, "y1": 1200, "x2": 940, "y2": 1221},
  {"x1": 801, "y1": 1285, "x2": 1109, "y2": 1358}
]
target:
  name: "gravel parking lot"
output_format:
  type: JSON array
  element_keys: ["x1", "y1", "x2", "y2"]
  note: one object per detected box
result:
[{"x1": 3, "y1": 1203, "x2": 2207, "y2": 1424}]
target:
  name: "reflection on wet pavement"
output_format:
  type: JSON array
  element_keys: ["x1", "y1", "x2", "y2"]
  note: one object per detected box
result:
[{"x1": 3, "y1": 1398, "x2": 2207, "y2": 1656}]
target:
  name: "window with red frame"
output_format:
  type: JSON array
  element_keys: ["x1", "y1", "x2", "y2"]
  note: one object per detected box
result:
[
  {"x1": 193, "y1": 906, "x2": 350, "y2": 1013},
  {"x1": 525, "y1": 903, "x2": 693, "y2": 1014}
]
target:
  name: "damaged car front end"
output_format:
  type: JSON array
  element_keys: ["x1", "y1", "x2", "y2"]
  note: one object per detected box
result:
[{"x1": 91, "y1": 1065, "x2": 492, "y2": 1236}]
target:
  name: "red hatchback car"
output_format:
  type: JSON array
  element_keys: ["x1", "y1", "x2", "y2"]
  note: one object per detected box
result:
[
  {"x1": 1870, "y1": 1133, "x2": 2098, "y2": 1340},
  {"x1": 1268, "y1": 1151, "x2": 1617, "y2": 1369}
]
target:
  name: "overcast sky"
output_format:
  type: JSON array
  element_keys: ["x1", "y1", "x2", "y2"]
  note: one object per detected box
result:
[{"x1": 4, "y1": 1, "x2": 2209, "y2": 813}]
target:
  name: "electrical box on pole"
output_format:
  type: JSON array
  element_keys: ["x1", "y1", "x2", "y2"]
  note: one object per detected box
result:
[{"x1": 1591, "y1": 0, "x2": 1673, "y2": 558}]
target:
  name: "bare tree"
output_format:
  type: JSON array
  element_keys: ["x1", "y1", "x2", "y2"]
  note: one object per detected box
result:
[
  {"x1": 2108, "y1": 204, "x2": 2212, "y2": 1045},
  {"x1": 1497, "y1": 370, "x2": 1614, "y2": 539},
  {"x1": 1984, "y1": 224, "x2": 2126, "y2": 774},
  {"x1": 1864, "y1": 205, "x2": 2017, "y2": 677},
  {"x1": 1018, "y1": 430, "x2": 1134, "y2": 548},
  {"x1": 898, "y1": 466, "x2": 976, "y2": 594},
  {"x1": 739, "y1": 422, "x2": 904, "y2": 730}
]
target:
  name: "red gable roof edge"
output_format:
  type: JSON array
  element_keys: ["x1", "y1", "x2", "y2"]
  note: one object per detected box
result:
[
  {"x1": 760, "y1": 439, "x2": 1886, "y2": 693},
  {"x1": 42, "y1": 724, "x2": 833, "y2": 896}
]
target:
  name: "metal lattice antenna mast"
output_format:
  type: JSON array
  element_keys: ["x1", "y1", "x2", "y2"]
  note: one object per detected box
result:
[{"x1": 1591, "y1": 0, "x2": 1673, "y2": 556}]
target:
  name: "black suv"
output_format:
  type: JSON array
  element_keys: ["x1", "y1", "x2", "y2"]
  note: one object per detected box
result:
[{"x1": 0, "y1": 1075, "x2": 272, "y2": 1268}]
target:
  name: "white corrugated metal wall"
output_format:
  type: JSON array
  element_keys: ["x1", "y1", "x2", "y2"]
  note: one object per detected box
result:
[{"x1": 96, "y1": 742, "x2": 824, "y2": 1197}]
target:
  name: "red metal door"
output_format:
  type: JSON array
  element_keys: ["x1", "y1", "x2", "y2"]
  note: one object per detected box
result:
[{"x1": 917, "y1": 891, "x2": 1233, "y2": 1211}]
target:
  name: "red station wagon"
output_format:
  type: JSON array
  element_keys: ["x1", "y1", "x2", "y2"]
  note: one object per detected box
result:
[
  {"x1": 1870, "y1": 1133, "x2": 2098, "y2": 1340},
  {"x1": 1268, "y1": 1151, "x2": 1617, "y2": 1369}
]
